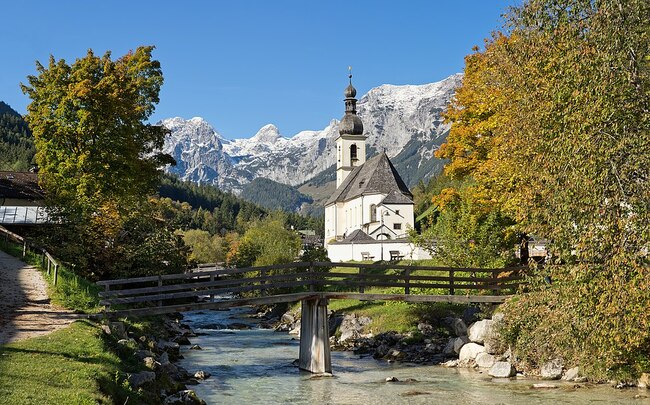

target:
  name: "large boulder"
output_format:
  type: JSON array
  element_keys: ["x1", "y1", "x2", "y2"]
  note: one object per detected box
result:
[
  {"x1": 451, "y1": 318, "x2": 468, "y2": 337},
  {"x1": 459, "y1": 343, "x2": 486, "y2": 362},
  {"x1": 453, "y1": 336, "x2": 471, "y2": 354},
  {"x1": 541, "y1": 359, "x2": 564, "y2": 380},
  {"x1": 562, "y1": 366, "x2": 580, "y2": 382},
  {"x1": 488, "y1": 362, "x2": 516, "y2": 378},
  {"x1": 475, "y1": 352, "x2": 496, "y2": 369},
  {"x1": 339, "y1": 314, "x2": 372, "y2": 344},
  {"x1": 128, "y1": 371, "x2": 156, "y2": 388},
  {"x1": 443, "y1": 338, "x2": 456, "y2": 355},
  {"x1": 468, "y1": 320, "x2": 493, "y2": 344},
  {"x1": 163, "y1": 390, "x2": 206, "y2": 405}
]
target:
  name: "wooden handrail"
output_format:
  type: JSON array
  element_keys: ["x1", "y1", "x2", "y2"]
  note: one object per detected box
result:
[{"x1": 0, "y1": 225, "x2": 60, "y2": 284}]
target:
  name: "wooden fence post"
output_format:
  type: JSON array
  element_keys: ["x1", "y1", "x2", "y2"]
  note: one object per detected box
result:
[
  {"x1": 359, "y1": 266, "x2": 364, "y2": 294},
  {"x1": 210, "y1": 273, "x2": 215, "y2": 302},
  {"x1": 309, "y1": 262, "x2": 315, "y2": 292},
  {"x1": 449, "y1": 269, "x2": 455, "y2": 295},
  {"x1": 404, "y1": 268, "x2": 411, "y2": 295},
  {"x1": 22, "y1": 241, "x2": 27, "y2": 258},
  {"x1": 260, "y1": 268, "x2": 266, "y2": 296},
  {"x1": 158, "y1": 275, "x2": 163, "y2": 307},
  {"x1": 104, "y1": 284, "x2": 111, "y2": 310},
  {"x1": 492, "y1": 271, "x2": 499, "y2": 295},
  {"x1": 53, "y1": 264, "x2": 58, "y2": 285},
  {"x1": 47, "y1": 259, "x2": 51, "y2": 276}
]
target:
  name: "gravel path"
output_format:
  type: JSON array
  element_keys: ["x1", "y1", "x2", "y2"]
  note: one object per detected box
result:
[{"x1": 0, "y1": 250, "x2": 78, "y2": 345}]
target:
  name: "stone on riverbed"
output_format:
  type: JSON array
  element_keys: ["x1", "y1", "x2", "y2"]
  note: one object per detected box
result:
[
  {"x1": 128, "y1": 371, "x2": 156, "y2": 388},
  {"x1": 386, "y1": 376, "x2": 399, "y2": 382},
  {"x1": 163, "y1": 390, "x2": 206, "y2": 405},
  {"x1": 532, "y1": 383, "x2": 559, "y2": 389},
  {"x1": 562, "y1": 366, "x2": 580, "y2": 382},
  {"x1": 459, "y1": 343, "x2": 486, "y2": 362},
  {"x1": 468, "y1": 320, "x2": 493, "y2": 344},
  {"x1": 194, "y1": 370, "x2": 211, "y2": 380},
  {"x1": 190, "y1": 344, "x2": 202, "y2": 350},
  {"x1": 451, "y1": 318, "x2": 468, "y2": 337},
  {"x1": 475, "y1": 352, "x2": 496, "y2": 369},
  {"x1": 488, "y1": 362, "x2": 516, "y2": 378},
  {"x1": 541, "y1": 359, "x2": 564, "y2": 380},
  {"x1": 453, "y1": 336, "x2": 471, "y2": 354}
]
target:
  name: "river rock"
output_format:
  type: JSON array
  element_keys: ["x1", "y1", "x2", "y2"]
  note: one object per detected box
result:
[
  {"x1": 541, "y1": 359, "x2": 564, "y2": 380},
  {"x1": 417, "y1": 322, "x2": 434, "y2": 336},
  {"x1": 562, "y1": 366, "x2": 580, "y2": 381},
  {"x1": 453, "y1": 336, "x2": 471, "y2": 354},
  {"x1": 488, "y1": 362, "x2": 516, "y2": 378},
  {"x1": 143, "y1": 356, "x2": 159, "y2": 370},
  {"x1": 638, "y1": 373, "x2": 650, "y2": 388},
  {"x1": 281, "y1": 312, "x2": 295, "y2": 324},
  {"x1": 159, "y1": 352, "x2": 170, "y2": 365},
  {"x1": 462, "y1": 307, "x2": 481, "y2": 324},
  {"x1": 386, "y1": 376, "x2": 399, "y2": 382},
  {"x1": 190, "y1": 344, "x2": 202, "y2": 350},
  {"x1": 163, "y1": 390, "x2": 206, "y2": 405},
  {"x1": 128, "y1": 371, "x2": 156, "y2": 388},
  {"x1": 442, "y1": 359, "x2": 459, "y2": 368},
  {"x1": 194, "y1": 370, "x2": 211, "y2": 380},
  {"x1": 452, "y1": 318, "x2": 468, "y2": 337},
  {"x1": 475, "y1": 352, "x2": 496, "y2": 369},
  {"x1": 468, "y1": 320, "x2": 493, "y2": 344},
  {"x1": 459, "y1": 343, "x2": 486, "y2": 362},
  {"x1": 339, "y1": 314, "x2": 371, "y2": 344},
  {"x1": 532, "y1": 383, "x2": 559, "y2": 389},
  {"x1": 289, "y1": 320, "x2": 301, "y2": 336},
  {"x1": 443, "y1": 338, "x2": 455, "y2": 355}
]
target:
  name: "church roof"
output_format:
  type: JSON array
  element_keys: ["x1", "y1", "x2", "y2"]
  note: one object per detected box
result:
[
  {"x1": 339, "y1": 229, "x2": 375, "y2": 243},
  {"x1": 381, "y1": 189, "x2": 414, "y2": 205},
  {"x1": 325, "y1": 152, "x2": 413, "y2": 205}
]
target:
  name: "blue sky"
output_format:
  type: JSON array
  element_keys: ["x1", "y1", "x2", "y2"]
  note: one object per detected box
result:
[{"x1": 2, "y1": 1, "x2": 517, "y2": 139}]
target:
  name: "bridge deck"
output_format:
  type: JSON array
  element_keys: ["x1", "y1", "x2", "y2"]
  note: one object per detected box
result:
[{"x1": 97, "y1": 261, "x2": 524, "y2": 317}]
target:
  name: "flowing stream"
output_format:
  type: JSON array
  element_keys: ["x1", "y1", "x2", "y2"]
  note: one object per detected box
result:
[{"x1": 178, "y1": 307, "x2": 649, "y2": 405}]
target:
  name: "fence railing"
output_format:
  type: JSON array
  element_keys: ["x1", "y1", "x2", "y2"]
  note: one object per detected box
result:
[
  {"x1": 97, "y1": 261, "x2": 526, "y2": 311},
  {"x1": 0, "y1": 225, "x2": 61, "y2": 285}
]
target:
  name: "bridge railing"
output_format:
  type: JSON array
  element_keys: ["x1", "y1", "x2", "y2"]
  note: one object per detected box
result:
[{"x1": 97, "y1": 262, "x2": 526, "y2": 312}]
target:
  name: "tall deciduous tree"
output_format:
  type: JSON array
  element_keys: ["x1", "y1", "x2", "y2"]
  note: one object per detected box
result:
[
  {"x1": 436, "y1": 0, "x2": 649, "y2": 378},
  {"x1": 21, "y1": 47, "x2": 180, "y2": 278}
]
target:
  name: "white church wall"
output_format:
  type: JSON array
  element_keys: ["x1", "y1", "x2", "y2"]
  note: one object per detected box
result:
[{"x1": 327, "y1": 241, "x2": 433, "y2": 262}]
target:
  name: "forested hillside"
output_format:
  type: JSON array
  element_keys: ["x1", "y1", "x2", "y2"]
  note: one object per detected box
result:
[
  {"x1": 241, "y1": 177, "x2": 313, "y2": 212},
  {"x1": 0, "y1": 101, "x2": 35, "y2": 171}
]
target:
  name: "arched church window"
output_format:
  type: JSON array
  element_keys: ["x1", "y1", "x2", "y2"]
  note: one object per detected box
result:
[
  {"x1": 370, "y1": 204, "x2": 377, "y2": 222},
  {"x1": 350, "y1": 144, "x2": 358, "y2": 161}
]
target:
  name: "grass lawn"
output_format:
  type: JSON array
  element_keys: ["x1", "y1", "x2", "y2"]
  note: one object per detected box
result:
[{"x1": 0, "y1": 320, "x2": 135, "y2": 405}]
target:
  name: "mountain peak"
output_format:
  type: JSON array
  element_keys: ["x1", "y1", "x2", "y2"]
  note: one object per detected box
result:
[{"x1": 251, "y1": 124, "x2": 282, "y2": 144}]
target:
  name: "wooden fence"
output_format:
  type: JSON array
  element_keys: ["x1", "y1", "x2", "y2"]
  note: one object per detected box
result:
[
  {"x1": 0, "y1": 225, "x2": 61, "y2": 284},
  {"x1": 97, "y1": 261, "x2": 526, "y2": 315}
]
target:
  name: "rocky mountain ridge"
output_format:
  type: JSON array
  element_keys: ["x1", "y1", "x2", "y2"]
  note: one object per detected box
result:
[{"x1": 160, "y1": 73, "x2": 462, "y2": 194}]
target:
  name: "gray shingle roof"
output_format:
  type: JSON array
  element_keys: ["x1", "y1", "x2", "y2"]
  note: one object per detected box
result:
[
  {"x1": 381, "y1": 189, "x2": 414, "y2": 205},
  {"x1": 325, "y1": 152, "x2": 413, "y2": 205},
  {"x1": 339, "y1": 229, "x2": 375, "y2": 243},
  {"x1": 0, "y1": 172, "x2": 44, "y2": 200}
]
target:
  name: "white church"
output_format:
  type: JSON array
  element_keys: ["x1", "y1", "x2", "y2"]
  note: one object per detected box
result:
[{"x1": 324, "y1": 75, "x2": 432, "y2": 262}]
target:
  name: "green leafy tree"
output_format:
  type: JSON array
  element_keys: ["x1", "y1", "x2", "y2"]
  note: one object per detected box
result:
[
  {"x1": 437, "y1": 0, "x2": 650, "y2": 379},
  {"x1": 231, "y1": 214, "x2": 301, "y2": 268},
  {"x1": 21, "y1": 47, "x2": 179, "y2": 278}
]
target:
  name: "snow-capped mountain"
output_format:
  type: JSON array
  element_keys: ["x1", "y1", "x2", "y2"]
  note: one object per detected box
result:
[{"x1": 160, "y1": 73, "x2": 462, "y2": 194}]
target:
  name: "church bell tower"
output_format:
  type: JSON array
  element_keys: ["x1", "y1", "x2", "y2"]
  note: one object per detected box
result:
[{"x1": 336, "y1": 70, "x2": 366, "y2": 188}]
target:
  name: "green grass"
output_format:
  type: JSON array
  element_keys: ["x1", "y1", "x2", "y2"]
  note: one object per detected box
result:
[
  {"x1": 0, "y1": 239, "x2": 102, "y2": 313},
  {"x1": 0, "y1": 320, "x2": 138, "y2": 405}
]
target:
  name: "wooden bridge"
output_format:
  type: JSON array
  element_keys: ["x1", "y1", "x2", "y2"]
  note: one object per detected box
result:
[{"x1": 97, "y1": 261, "x2": 525, "y2": 374}]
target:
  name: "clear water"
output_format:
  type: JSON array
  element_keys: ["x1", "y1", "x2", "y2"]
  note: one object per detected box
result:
[{"x1": 178, "y1": 307, "x2": 649, "y2": 405}]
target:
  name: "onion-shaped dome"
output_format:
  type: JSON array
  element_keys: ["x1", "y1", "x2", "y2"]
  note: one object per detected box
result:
[
  {"x1": 344, "y1": 83, "x2": 357, "y2": 98},
  {"x1": 339, "y1": 113, "x2": 364, "y2": 136}
]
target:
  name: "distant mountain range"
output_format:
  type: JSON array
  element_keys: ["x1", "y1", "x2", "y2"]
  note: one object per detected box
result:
[{"x1": 160, "y1": 73, "x2": 462, "y2": 208}]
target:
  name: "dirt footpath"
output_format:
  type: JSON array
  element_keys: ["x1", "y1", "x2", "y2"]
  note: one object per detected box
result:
[{"x1": 0, "y1": 250, "x2": 78, "y2": 345}]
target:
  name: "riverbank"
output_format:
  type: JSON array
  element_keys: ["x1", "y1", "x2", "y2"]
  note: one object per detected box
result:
[{"x1": 177, "y1": 305, "x2": 650, "y2": 404}]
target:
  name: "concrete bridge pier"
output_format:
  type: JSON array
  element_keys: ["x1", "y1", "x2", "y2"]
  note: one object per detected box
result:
[{"x1": 298, "y1": 297, "x2": 331, "y2": 374}]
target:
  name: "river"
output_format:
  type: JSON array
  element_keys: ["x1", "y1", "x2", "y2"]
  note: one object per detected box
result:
[{"x1": 177, "y1": 307, "x2": 649, "y2": 404}]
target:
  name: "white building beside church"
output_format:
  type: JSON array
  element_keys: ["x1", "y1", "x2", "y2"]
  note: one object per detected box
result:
[{"x1": 324, "y1": 76, "x2": 432, "y2": 262}]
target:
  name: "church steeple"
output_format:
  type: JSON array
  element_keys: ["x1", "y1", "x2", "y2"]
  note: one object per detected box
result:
[
  {"x1": 339, "y1": 69, "x2": 364, "y2": 136},
  {"x1": 336, "y1": 68, "x2": 367, "y2": 188}
]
